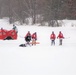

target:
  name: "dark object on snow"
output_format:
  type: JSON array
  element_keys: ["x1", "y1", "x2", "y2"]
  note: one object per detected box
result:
[{"x1": 19, "y1": 44, "x2": 26, "y2": 47}]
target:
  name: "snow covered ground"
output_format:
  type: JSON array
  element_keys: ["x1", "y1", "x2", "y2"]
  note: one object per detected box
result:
[{"x1": 0, "y1": 19, "x2": 76, "y2": 75}]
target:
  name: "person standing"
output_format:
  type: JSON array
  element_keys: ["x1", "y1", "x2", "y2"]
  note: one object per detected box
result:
[
  {"x1": 12, "y1": 24, "x2": 18, "y2": 33},
  {"x1": 57, "y1": 31, "x2": 64, "y2": 45},
  {"x1": 31, "y1": 32, "x2": 37, "y2": 45},
  {"x1": 50, "y1": 31, "x2": 56, "y2": 45}
]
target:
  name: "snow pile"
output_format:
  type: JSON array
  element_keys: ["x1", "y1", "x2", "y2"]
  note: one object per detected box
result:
[
  {"x1": 62, "y1": 20, "x2": 76, "y2": 27},
  {"x1": 0, "y1": 19, "x2": 76, "y2": 75}
]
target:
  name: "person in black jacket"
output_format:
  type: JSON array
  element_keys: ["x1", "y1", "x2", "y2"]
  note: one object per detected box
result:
[{"x1": 25, "y1": 31, "x2": 31, "y2": 45}]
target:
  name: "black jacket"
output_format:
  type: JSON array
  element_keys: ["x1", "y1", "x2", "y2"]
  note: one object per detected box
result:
[{"x1": 25, "y1": 35, "x2": 31, "y2": 42}]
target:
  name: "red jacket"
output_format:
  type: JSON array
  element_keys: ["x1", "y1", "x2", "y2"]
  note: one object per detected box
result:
[
  {"x1": 50, "y1": 34, "x2": 56, "y2": 40},
  {"x1": 32, "y1": 33, "x2": 37, "y2": 40},
  {"x1": 25, "y1": 32, "x2": 31, "y2": 38},
  {"x1": 57, "y1": 33, "x2": 64, "y2": 39}
]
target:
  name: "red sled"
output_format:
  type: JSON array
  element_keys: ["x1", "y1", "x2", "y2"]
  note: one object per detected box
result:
[{"x1": 0, "y1": 29, "x2": 17, "y2": 40}]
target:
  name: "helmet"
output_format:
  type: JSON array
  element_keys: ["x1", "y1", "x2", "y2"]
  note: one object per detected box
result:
[{"x1": 52, "y1": 31, "x2": 54, "y2": 34}]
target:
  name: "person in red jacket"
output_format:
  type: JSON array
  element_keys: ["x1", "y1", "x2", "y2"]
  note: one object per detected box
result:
[
  {"x1": 50, "y1": 31, "x2": 56, "y2": 45},
  {"x1": 57, "y1": 31, "x2": 64, "y2": 45},
  {"x1": 31, "y1": 32, "x2": 37, "y2": 45}
]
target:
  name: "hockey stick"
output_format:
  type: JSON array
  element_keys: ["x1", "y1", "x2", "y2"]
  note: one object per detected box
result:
[{"x1": 64, "y1": 37, "x2": 70, "y2": 39}]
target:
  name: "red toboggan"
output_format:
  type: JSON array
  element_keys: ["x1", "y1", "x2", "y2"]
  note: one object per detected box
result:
[{"x1": 0, "y1": 29, "x2": 17, "y2": 40}]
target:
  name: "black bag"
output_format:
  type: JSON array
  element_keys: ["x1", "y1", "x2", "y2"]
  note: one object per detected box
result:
[{"x1": 19, "y1": 44, "x2": 26, "y2": 47}]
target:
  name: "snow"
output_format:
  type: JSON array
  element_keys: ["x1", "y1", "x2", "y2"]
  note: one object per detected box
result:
[
  {"x1": 62, "y1": 20, "x2": 76, "y2": 27},
  {"x1": 0, "y1": 19, "x2": 76, "y2": 75}
]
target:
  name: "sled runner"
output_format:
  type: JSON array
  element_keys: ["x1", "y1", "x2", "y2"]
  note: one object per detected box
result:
[{"x1": 30, "y1": 42, "x2": 40, "y2": 44}]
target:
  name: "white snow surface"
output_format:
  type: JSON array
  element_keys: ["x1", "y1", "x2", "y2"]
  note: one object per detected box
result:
[{"x1": 0, "y1": 19, "x2": 76, "y2": 75}]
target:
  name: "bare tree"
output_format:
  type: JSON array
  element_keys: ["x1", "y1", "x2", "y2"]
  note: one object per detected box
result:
[{"x1": 0, "y1": 0, "x2": 76, "y2": 25}]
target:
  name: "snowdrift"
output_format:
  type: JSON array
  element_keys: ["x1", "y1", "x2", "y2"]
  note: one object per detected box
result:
[{"x1": 0, "y1": 19, "x2": 76, "y2": 75}]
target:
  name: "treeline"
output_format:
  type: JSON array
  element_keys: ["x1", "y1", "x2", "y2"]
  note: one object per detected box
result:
[{"x1": 0, "y1": 0, "x2": 76, "y2": 26}]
